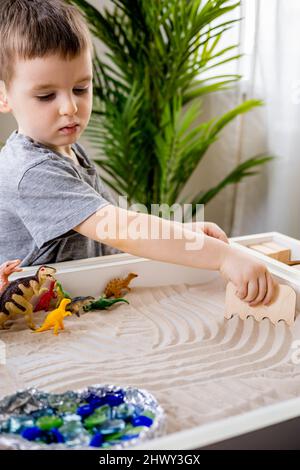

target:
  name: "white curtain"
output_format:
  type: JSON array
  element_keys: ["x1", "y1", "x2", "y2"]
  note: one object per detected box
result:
[{"x1": 232, "y1": 0, "x2": 300, "y2": 238}]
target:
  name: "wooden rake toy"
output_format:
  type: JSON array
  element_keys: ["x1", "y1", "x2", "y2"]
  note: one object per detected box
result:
[{"x1": 225, "y1": 282, "x2": 296, "y2": 326}]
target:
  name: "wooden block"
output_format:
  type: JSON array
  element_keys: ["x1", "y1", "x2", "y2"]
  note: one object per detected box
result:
[
  {"x1": 249, "y1": 242, "x2": 291, "y2": 263},
  {"x1": 225, "y1": 282, "x2": 296, "y2": 326},
  {"x1": 263, "y1": 242, "x2": 291, "y2": 263}
]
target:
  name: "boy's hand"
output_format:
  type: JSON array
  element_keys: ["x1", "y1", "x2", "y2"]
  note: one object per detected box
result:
[
  {"x1": 201, "y1": 222, "x2": 229, "y2": 244},
  {"x1": 184, "y1": 222, "x2": 229, "y2": 244},
  {"x1": 220, "y1": 247, "x2": 277, "y2": 306}
]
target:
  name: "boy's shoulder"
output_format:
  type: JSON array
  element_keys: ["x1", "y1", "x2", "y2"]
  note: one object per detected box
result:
[
  {"x1": 0, "y1": 131, "x2": 82, "y2": 189},
  {"x1": 0, "y1": 131, "x2": 50, "y2": 183}
]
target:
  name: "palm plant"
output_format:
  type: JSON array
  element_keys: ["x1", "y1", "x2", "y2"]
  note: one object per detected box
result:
[{"x1": 70, "y1": 0, "x2": 271, "y2": 215}]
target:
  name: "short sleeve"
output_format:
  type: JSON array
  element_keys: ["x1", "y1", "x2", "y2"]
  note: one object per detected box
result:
[{"x1": 16, "y1": 158, "x2": 110, "y2": 249}]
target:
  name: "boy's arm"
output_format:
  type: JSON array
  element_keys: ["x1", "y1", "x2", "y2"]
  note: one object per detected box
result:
[
  {"x1": 74, "y1": 204, "x2": 226, "y2": 270},
  {"x1": 74, "y1": 204, "x2": 276, "y2": 306}
]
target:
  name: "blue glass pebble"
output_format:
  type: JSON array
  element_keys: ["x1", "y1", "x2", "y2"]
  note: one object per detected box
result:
[
  {"x1": 76, "y1": 404, "x2": 94, "y2": 418},
  {"x1": 131, "y1": 415, "x2": 153, "y2": 427},
  {"x1": 106, "y1": 391, "x2": 124, "y2": 407},
  {"x1": 49, "y1": 428, "x2": 65, "y2": 443},
  {"x1": 121, "y1": 434, "x2": 139, "y2": 441},
  {"x1": 89, "y1": 432, "x2": 104, "y2": 447},
  {"x1": 85, "y1": 393, "x2": 107, "y2": 408},
  {"x1": 21, "y1": 426, "x2": 43, "y2": 441}
]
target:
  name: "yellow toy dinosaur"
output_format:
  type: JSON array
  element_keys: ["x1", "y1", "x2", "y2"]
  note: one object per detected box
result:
[{"x1": 34, "y1": 298, "x2": 72, "y2": 335}]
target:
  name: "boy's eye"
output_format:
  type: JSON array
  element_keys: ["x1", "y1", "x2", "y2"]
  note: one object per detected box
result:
[
  {"x1": 36, "y1": 88, "x2": 89, "y2": 101},
  {"x1": 37, "y1": 93, "x2": 55, "y2": 101},
  {"x1": 73, "y1": 87, "x2": 89, "y2": 95}
]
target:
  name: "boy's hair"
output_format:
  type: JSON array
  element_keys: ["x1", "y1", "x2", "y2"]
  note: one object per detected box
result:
[{"x1": 0, "y1": 0, "x2": 94, "y2": 89}]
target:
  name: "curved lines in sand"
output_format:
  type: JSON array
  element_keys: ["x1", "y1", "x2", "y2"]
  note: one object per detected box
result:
[
  {"x1": 41, "y1": 318, "x2": 291, "y2": 396},
  {"x1": 30, "y1": 322, "x2": 253, "y2": 392},
  {"x1": 157, "y1": 286, "x2": 215, "y2": 342},
  {"x1": 160, "y1": 286, "x2": 239, "y2": 348},
  {"x1": 154, "y1": 286, "x2": 207, "y2": 343},
  {"x1": 123, "y1": 288, "x2": 185, "y2": 350},
  {"x1": 152, "y1": 326, "x2": 292, "y2": 390},
  {"x1": 115, "y1": 289, "x2": 168, "y2": 348},
  {"x1": 106, "y1": 321, "x2": 290, "y2": 390},
  {"x1": 155, "y1": 289, "x2": 254, "y2": 359}
]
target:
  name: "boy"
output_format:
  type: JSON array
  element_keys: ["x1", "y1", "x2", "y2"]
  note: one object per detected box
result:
[{"x1": 0, "y1": 0, "x2": 276, "y2": 306}]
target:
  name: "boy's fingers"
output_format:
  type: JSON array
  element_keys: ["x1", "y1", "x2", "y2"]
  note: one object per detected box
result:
[
  {"x1": 249, "y1": 274, "x2": 267, "y2": 306},
  {"x1": 216, "y1": 229, "x2": 229, "y2": 243},
  {"x1": 244, "y1": 280, "x2": 259, "y2": 303},
  {"x1": 236, "y1": 282, "x2": 248, "y2": 300},
  {"x1": 4, "y1": 259, "x2": 21, "y2": 267},
  {"x1": 263, "y1": 272, "x2": 276, "y2": 305}
]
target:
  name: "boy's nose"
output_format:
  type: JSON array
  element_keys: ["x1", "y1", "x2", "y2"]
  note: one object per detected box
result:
[{"x1": 59, "y1": 95, "x2": 78, "y2": 116}]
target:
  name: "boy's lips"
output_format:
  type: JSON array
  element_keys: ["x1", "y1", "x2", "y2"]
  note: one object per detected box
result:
[{"x1": 59, "y1": 123, "x2": 79, "y2": 135}]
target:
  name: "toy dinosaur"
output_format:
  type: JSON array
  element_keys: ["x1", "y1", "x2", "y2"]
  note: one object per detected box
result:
[
  {"x1": 83, "y1": 296, "x2": 129, "y2": 313},
  {"x1": 0, "y1": 259, "x2": 23, "y2": 294},
  {"x1": 66, "y1": 296, "x2": 95, "y2": 317},
  {"x1": 34, "y1": 298, "x2": 72, "y2": 335},
  {"x1": 0, "y1": 265, "x2": 56, "y2": 330},
  {"x1": 34, "y1": 279, "x2": 57, "y2": 312},
  {"x1": 104, "y1": 273, "x2": 138, "y2": 298},
  {"x1": 54, "y1": 281, "x2": 72, "y2": 307}
]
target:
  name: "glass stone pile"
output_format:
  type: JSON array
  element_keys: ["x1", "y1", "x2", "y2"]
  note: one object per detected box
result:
[{"x1": 0, "y1": 386, "x2": 165, "y2": 449}]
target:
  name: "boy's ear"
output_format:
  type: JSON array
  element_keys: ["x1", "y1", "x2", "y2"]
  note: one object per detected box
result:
[{"x1": 0, "y1": 81, "x2": 11, "y2": 113}]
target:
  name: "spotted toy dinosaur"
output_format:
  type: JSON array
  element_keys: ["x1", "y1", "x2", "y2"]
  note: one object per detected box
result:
[
  {"x1": 0, "y1": 265, "x2": 56, "y2": 330},
  {"x1": 104, "y1": 273, "x2": 138, "y2": 298}
]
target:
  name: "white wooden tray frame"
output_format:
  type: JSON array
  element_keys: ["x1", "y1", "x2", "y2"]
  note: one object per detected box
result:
[{"x1": 6, "y1": 236, "x2": 300, "y2": 450}]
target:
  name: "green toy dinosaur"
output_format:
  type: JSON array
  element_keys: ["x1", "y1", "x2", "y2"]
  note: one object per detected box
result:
[{"x1": 83, "y1": 296, "x2": 129, "y2": 313}]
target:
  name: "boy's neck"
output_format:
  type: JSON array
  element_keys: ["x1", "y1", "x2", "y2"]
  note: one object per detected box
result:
[{"x1": 17, "y1": 128, "x2": 79, "y2": 164}]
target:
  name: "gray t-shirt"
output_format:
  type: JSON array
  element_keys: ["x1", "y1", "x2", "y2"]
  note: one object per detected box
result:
[{"x1": 0, "y1": 131, "x2": 121, "y2": 266}]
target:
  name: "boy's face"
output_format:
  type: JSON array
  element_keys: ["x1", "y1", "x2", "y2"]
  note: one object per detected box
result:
[{"x1": 0, "y1": 49, "x2": 93, "y2": 156}]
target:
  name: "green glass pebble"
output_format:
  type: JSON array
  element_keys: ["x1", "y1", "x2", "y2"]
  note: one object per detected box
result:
[
  {"x1": 142, "y1": 410, "x2": 155, "y2": 420},
  {"x1": 104, "y1": 430, "x2": 125, "y2": 441},
  {"x1": 84, "y1": 413, "x2": 108, "y2": 429},
  {"x1": 36, "y1": 415, "x2": 63, "y2": 431},
  {"x1": 124, "y1": 423, "x2": 134, "y2": 431},
  {"x1": 93, "y1": 405, "x2": 110, "y2": 416},
  {"x1": 124, "y1": 425, "x2": 148, "y2": 436}
]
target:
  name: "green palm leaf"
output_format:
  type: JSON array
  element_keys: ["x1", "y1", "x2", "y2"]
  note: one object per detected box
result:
[{"x1": 69, "y1": 0, "x2": 272, "y2": 214}]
